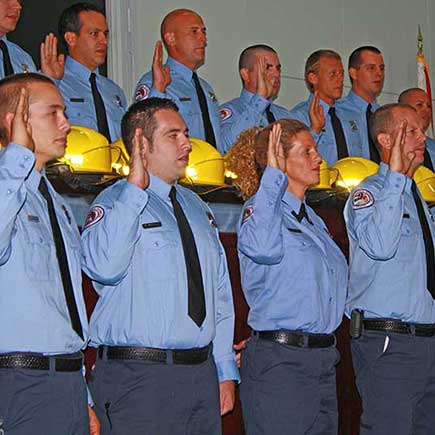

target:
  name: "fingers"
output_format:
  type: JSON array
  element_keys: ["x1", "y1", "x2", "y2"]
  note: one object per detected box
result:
[
  {"x1": 153, "y1": 41, "x2": 163, "y2": 67},
  {"x1": 15, "y1": 87, "x2": 28, "y2": 121}
]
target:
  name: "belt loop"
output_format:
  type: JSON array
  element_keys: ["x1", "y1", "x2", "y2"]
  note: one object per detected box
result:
[
  {"x1": 166, "y1": 349, "x2": 174, "y2": 365},
  {"x1": 303, "y1": 334, "x2": 309, "y2": 348},
  {"x1": 100, "y1": 346, "x2": 108, "y2": 360},
  {"x1": 410, "y1": 324, "x2": 416, "y2": 336}
]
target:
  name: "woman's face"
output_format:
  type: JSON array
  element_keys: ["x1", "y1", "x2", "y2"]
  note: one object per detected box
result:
[{"x1": 284, "y1": 130, "x2": 322, "y2": 195}]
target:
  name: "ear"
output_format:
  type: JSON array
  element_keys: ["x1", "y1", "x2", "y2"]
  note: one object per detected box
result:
[
  {"x1": 163, "y1": 31, "x2": 175, "y2": 48},
  {"x1": 307, "y1": 71, "x2": 318, "y2": 88},
  {"x1": 240, "y1": 68, "x2": 250, "y2": 84},
  {"x1": 377, "y1": 133, "x2": 391, "y2": 149},
  {"x1": 64, "y1": 31, "x2": 77, "y2": 48},
  {"x1": 349, "y1": 67, "x2": 358, "y2": 82}
]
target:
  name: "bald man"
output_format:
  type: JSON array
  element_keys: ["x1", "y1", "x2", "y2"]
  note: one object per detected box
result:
[
  {"x1": 134, "y1": 9, "x2": 223, "y2": 152},
  {"x1": 399, "y1": 88, "x2": 435, "y2": 171}
]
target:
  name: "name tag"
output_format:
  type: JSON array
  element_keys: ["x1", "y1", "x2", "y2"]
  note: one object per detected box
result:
[
  {"x1": 142, "y1": 222, "x2": 162, "y2": 229},
  {"x1": 70, "y1": 98, "x2": 85, "y2": 103},
  {"x1": 179, "y1": 97, "x2": 191, "y2": 102},
  {"x1": 27, "y1": 215, "x2": 40, "y2": 223},
  {"x1": 403, "y1": 213, "x2": 410, "y2": 219},
  {"x1": 287, "y1": 227, "x2": 302, "y2": 233}
]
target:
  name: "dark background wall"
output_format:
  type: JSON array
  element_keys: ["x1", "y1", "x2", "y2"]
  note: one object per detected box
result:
[{"x1": 8, "y1": 0, "x2": 106, "y2": 74}]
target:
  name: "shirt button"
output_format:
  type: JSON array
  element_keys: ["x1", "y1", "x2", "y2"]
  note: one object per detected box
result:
[
  {"x1": 153, "y1": 241, "x2": 159, "y2": 247},
  {"x1": 7, "y1": 189, "x2": 12, "y2": 195},
  {"x1": 302, "y1": 241, "x2": 306, "y2": 246},
  {"x1": 268, "y1": 201, "x2": 274, "y2": 207},
  {"x1": 24, "y1": 155, "x2": 29, "y2": 161}
]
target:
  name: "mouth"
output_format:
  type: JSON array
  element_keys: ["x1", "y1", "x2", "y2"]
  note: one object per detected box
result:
[{"x1": 178, "y1": 155, "x2": 189, "y2": 165}]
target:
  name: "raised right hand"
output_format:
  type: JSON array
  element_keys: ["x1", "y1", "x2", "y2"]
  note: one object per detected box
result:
[
  {"x1": 152, "y1": 41, "x2": 171, "y2": 93},
  {"x1": 389, "y1": 120, "x2": 415, "y2": 174},
  {"x1": 127, "y1": 128, "x2": 149, "y2": 190},
  {"x1": 256, "y1": 56, "x2": 273, "y2": 99},
  {"x1": 308, "y1": 91, "x2": 325, "y2": 134},
  {"x1": 11, "y1": 88, "x2": 35, "y2": 152},
  {"x1": 267, "y1": 123, "x2": 285, "y2": 171}
]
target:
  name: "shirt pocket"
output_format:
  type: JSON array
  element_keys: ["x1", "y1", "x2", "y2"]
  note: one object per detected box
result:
[
  {"x1": 398, "y1": 217, "x2": 420, "y2": 262},
  {"x1": 140, "y1": 228, "x2": 179, "y2": 283},
  {"x1": 21, "y1": 221, "x2": 54, "y2": 282},
  {"x1": 66, "y1": 99, "x2": 96, "y2": 128}
]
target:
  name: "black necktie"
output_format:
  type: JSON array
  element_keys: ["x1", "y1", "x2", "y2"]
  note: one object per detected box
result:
[
  {"x1": 265, "y1": 104, "x2": 276, "y2": 124},
  {"x1": 366, "y1": 104, "x2": 380, "y2": 163},
  {"x1": 0, "y1": 40, "x2": 14, "y2": 77},
  {"x1": 328, "y1": 107, "x2": 349, "y2": 160},
  {"x1": 423, "y1": 148, "x2": 434, "y2": 171},
  {"x1": 291, "y1": 203, "x2": 313, "y2": 225},
  {"x1": 192, "y1": 71, "x2": 216, "y2": 148},
  {"x1": 169, "y1": 186, "x2": 206, "y2": 326},
  {"x1": 38, "y1": 177, "x2": 84, "y2": 339},
  {"x1": 411, "y1": 180, "x2": 435, "y2": 298},
  {"x1": 89, "y1": 72, "x2": 111, "y2": 142}
]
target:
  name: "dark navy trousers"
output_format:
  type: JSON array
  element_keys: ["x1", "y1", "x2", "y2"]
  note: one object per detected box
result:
[
  {"x1": 240, "y1": 335, "x2": 340, "y2": 435},
  {"x1": 89, "y1": 355, "x2": 221, "y2": 435},
  {"x1": 352, "y1": 330, "x2": 435, "y2": 435},
  {"x1": 0, "y1": 366, "x2": 88, "y2": 434}
]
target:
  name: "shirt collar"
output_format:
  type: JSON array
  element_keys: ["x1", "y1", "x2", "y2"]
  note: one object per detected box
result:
[
  {"x1": 348, "y1": 90, "x2": 378, "y2": 111},
  {"x1": 27, "y1": 167, "x2": 43, "y2": 193},
  {"x1": 148, "y1": 173, "x2": 173, "y2": 201},
  {"x1": 282, "y1": 189, "x2": 305, "y2": 214},
  {"x1": 65, "y1": 56, "x2": 99, "y2": 80},
  {"x1": 379, "y1": 162, "x2": 412, "y2": 192},
  {"x1": 240, "y1": 88, "x2": 272, "y2": 103},
  {"x1": 167, "y1": 57, "x2": 194, "y2": 80}
]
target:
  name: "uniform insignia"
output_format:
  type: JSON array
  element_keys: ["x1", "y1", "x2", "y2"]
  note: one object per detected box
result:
[
  {"x1": 179, "y1": 97, "x2": 191, "y2": 102},
  {"x1": 84, "y1": 206, "x2": 105, "y2": 228},
  {"x1": 142, "y1": 221, "x2": 162, "y2": 229},
  {"x1": 27, "y1": 215, "x2": 40, "y2": 223},
  {"x1": 115, "y1": 95, "x2": 123, "y2": 108},
  {"x1": 208, "y1": 91, "x2": 217, "y2": 102},
  {"x1": 62, "y1": 205, "x2": 72, "y2": 225},
  {"x1": 349, "y1": 120, "x2": 359, "y2": 132},
  {"x1": 206, "y1": 211, "x2": 218, "y2": 228},
  {"x1": 70, "y1": 97, "x2": 84, "y2": 103},
  {"x1": 21, "y1": 63, "x2": 30, "y2": 73},
  {"x1": 219, "y1": 107, "x2": 233, "y2": 121},
  {"x1": 352, "y1": 189, "x2": 374, "y2": 209},
  {"x1": 429, "y1": 209, "x2": 435, "y2": 223},
  {"x1": 242, "y1": 205, "x2": 253, "y2": 223},
  {"x1": 135, "y1": 84, "x2": 150, "y2": 101}
]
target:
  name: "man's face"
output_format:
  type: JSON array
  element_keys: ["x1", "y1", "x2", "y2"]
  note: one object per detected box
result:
[
  {"x1": 0, "y1": 0, "x2": 21, "y2": 36},
  {"x1": 392, "y1": 107, "x2": 426, "y2": 166},
  {"x1": 68, "y1": 11, "x2": 109, "y2": 71},
  {"x1": 402, "y1": 89, "x2": 432, "y2": 133},
  {"x1": 28, "y1": 83, "x2": 70, "y2": 167},
  {"x1": 166, "y1": 12, "x2": 207, "y2": 70},
  {"x1": 310, "y1": 56, "x2": 344, "y2": 104},
  {"x1": 350, "y1": 50, "x2": 385, "y2": 101},
  {"x1": 245, "y1": 50, "x2": 281, "y2": 98},
  {"x1": 147, "y1": 109, "x2": 191, "y2": 184},
  {"x1": 285, "y1": 130, "x2": 323, "y2": 190}
]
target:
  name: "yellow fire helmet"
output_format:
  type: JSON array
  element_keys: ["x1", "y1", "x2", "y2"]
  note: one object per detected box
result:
[
  {"x1": 110, "y1": 137, "x2": 130, "y2": 177},
  {"x1": 180, "y1": 137, "x2": 225, "y2": 186},
  {"x1": 61, "y1": 126, "x2": 112, "y2": 173},
  {"x1": 311, "y1": 160, "x2": 333, "y2": 189},
  {"x1": 414, "y1": 165, "x2": 435, "y2": 202},
  {"x1": 331, "y1": 157, "x2": 379, "y2": 190}
]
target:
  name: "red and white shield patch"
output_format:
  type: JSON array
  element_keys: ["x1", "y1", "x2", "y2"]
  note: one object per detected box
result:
[
  {"x1": 352, "y1": 189, "x2": 374, "y2": 209},
  {"x1": 84, "y1": 206, "x2": 105, "y2": 229},
  {"x1": 135, "y1": 84, "x2": 151, "y2": 101},
  {"x1": 219, "y1": 107, "x2": 233, "y2": 121}
]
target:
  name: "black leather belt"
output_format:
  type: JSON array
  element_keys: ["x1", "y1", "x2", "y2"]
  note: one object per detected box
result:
[
  {"x1": 256, "y1": 330, "x2": 336, "y2": 348},
  {"x1": 364, "y1": 319, "x2": 435, "y2": 337},
  {"x1": 0, "y1": 352, "x2": 83, "y2": 372},
  {"x1": 98, "y1": 345, "x2": 211, "y2": 365}
]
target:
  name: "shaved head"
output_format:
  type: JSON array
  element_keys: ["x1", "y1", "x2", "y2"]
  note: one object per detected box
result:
[
  {"x1": 160, "y1": 9, "x2": 207, "y2": 70},
  {"x1": 399, "y1": 88, "x2": 433, "y2": 132}
]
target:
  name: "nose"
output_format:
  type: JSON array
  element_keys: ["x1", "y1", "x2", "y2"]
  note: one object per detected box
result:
[
  {"x1": 313, "y1": 149, "x2": 322, "y2": 164},
  {"x1": 59, "y1": 113, "x2": 70, "y2": 135}
]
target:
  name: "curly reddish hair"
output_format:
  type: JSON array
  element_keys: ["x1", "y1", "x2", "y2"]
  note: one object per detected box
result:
[{"x1": 226, "y1": 119, "x2": 310, "y2": 200}]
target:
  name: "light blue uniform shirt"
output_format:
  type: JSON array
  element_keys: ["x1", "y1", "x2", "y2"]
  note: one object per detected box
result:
[
  {"x1": 0, "y1": 35, "x2": 36, "y2": 77},
  {"x1": 0, "y1": 143, "x2": 89, "y2": 355},
  {"x1": 81, "y1": 175, "x2": 239, "y2": 383},
  {"x1": 57, "y1": 56, "x2": 127, "y2": 141},
  {"x1": 288, "y1": 94, "x2": 366, "y2": 166},
  {"x1": 425, "y1": 136, "x2": 435, "y2": 168},
  {"x1": 336, "y1": 90, "x2": 379, "y2": 158},
  {"x1": 134, "y1": 57, "x2": 223, "y2": 153},
  {"x1": 219, "y1": 89, "x2": 292, "y2": 153},
  {"x1": 237, "y1": 166, "x2": 348, "y2": 334},
  {"x1": 344, "y1": 163, "x2": 435, "y2": 323}
]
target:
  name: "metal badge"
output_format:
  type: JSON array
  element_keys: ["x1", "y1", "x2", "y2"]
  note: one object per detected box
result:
[
  {"x1": 62, "y1": 205, "x2": 72, "y2": 225},
  {"x1": 115, "y1": 95, "x2": 123, "y2": 108},
  {"x1": 21, "y1": 63, "x2": 30, "y2": 73},
  {"x1": 348, "y1": 120, "x2": 359, "y2": 132},
  {"x1": 208, "y1": 91, "x2": 217, "y2": 103}
]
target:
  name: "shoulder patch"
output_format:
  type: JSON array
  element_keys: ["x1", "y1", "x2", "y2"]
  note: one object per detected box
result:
[
  {"x1": 352, "y1": 189, "x2": 374, "y2": 209},
  {"x1": 242, "y1": 205, "x2": 253, "y2": 223},
  {"x1": 219, "y1": 107, "x2": 233, "y2": 121},
  {"x1": 135, "y1": 84, "x2": 150, "y2": 101},
  {"x1": 206, "y1": 211, "x2": 218, "y2": 228},
  {"x1": 84, "y1": 206, "x2": 105, "y2": 229}
]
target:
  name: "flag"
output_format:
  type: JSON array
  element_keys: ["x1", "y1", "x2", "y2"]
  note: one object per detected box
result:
[{"x1": 417, "y1": 26, "x2": 433, "y2": 137}]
